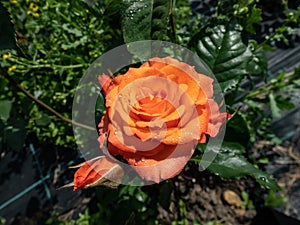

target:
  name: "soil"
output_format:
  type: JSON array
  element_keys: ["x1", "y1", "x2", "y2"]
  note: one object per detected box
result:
[{"x1": 157, "y1": 168, "x2": 258, "y2": 225}]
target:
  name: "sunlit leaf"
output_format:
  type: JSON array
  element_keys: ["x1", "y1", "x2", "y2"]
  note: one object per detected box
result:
[
  {"x1": 193, "y1": 142, "x2": 280, "y2": 191},
  {"x1": 193, "y1": 23, "x2": 252, "y2": 91},
  {"x1": 245, "y1": 7, "x2": 262, "y2": 34}
]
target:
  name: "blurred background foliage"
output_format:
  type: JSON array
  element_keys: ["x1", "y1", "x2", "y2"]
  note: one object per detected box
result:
[
  {"x1": 1, "y1": 0, "x2": 124, "y2": 150},
  {"x1": 0, "y1": 0, "x2": 300, "y2": 224}
]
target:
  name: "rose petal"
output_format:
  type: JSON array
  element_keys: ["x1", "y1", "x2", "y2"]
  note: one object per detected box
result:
[
  {"x1": 98, "y1": 74, "x2": 114, "y2": 95},
  {"x1": 206, "y1": 99, "x2": 227, "y2": 137},
  {"x1": 108, "y1": 139, "x2": 166, "y2": 157},
  {"x1": 124, "y1": 143, "x2": 195, "y2": 183},
  {"x1": 107, "y1": 127, "x2": 165, "y2": 155},
  {"x1": 146, "y1": 57, "x2": 214, "y2": 104},
  {"x1": 116, "y1": 67, "x2": 165, "y2": 91}
]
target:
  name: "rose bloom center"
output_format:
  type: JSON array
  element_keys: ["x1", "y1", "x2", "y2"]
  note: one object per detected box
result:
[{"x1": 129, "y1": 95, "x2": 181, "y2": 141}]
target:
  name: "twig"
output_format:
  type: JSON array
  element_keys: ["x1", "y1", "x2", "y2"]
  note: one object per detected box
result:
[
  {"x1": 241, "y1": 70, "x2": 296, "y2": 101},
  {"x1": 169, "y1": 0, "x2": 178, "y2": 43},
  {"x1": 0, "y1": 68, "x2": 94, "y2": 131},
  {"x1": 273, "y1": 160, "x2": 299, "y2": 165}
]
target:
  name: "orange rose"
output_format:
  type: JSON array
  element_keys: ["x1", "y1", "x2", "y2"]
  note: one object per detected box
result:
[{"x1": 95, "y1": 57, "x2": 227, "y2": 183}]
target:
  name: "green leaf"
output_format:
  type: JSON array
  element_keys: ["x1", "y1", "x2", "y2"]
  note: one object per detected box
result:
[
  {"x1": 197, "y1": 142, "x2": 246, "y2": 155},
  {"x1": 269, "y1": 93, "x2": 281, "y2": 119},
  {"x1": 224, "y1": 112, "x2": 253, "y2": 145},
  {"x1": 121, "y1": 0, "x2": 152, "y2": 42},
  {"x1": 245, "y1": 7, "x2": 262, "y2": 34},
  {"x1": 216, "y1": 0, "x2": 262, "y2": 34},
  {"x1": 151, "y1": 0, "x2": 171, "y2": 39},
  {"x1": 264, "y1": 190, "x2": 286, "y2": 207},
  {"x1": 121, "y1": 0, "x2": 171, "y2": 43},
  {"x1": 275, "y1": 96, "x2": 295, "y2": 110},
  {"x1": 219, "y1": 79, "x2": 239, "y2": 93},
  {"x1": 0, "y1": 3, "x2": 17, "y2": 51},
  {"x1": 193, "y1": 142, "x2": 280, "y2": 191},
  {"x1": 246, "y1": 41, "x2": 267, "y2": 76},
  {"x1": 0, "y1": 100, "x2": 12, "y2": 122},
  {"x1": 177, "y1": 199, "x2": 188, "y2": 225},
  {"x1": 158, "y1": 180, "x2": 173, "y2": 211},
  {"x1": 35, "y1": 114, "x2": 51, "y2": 126},
  {"x1": 193, "y1": 23, "x2": 252, "y2": 91}
]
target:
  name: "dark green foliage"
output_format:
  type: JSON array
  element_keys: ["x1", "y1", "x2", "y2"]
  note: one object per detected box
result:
[
  {"x1": 192, "y1": 22, "x2": 267, "y2": 92},
  {"x1": 0, "y1": 0, "x2": 124, "y2": 150},
  {"x1": 194, "y1": 142, "x2": 280, "y2": 191},
  {"x1": 193, "y1": 23, "x2": 251, "y2": 91},
  {"x1": 121, "y1": 0, "x2": 171, "y2": 43},
  {"x1": 217, "y1": 0, "x2": 262, "y2": 33}
]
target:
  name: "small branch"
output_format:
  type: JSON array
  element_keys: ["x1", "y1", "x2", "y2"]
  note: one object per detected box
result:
[
  {"x1": 0, "y1": 68, "x2": 94, "y2": 131},
  {"x1": 169, "y1": 0, "x2": 178, "y2": 43},
  {"x1": 8, "y1": 57, "x2": 86, "y2": 69},
  {"x1": 241, "y1": 71, "x2": 296, "y2": 100}
]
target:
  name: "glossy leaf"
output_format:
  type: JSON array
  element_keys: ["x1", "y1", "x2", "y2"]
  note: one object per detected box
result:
[
  {"x1": 121, "y1": 0, "x2": 152, "y2": 42},
  {"x1": 193, "y1": 23, "x2": 252, "y2": 91},
  {"x1": 193, "y1": 142, "x2": 280, "y2": 191},
  {"x1": 121, "y1": 0, "x2": 171, "y2": 43},
  {"x1": 219, "y1": 79, "x2": 239, "y2": 93}
]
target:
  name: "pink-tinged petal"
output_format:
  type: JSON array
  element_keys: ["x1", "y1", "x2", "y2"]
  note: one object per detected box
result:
[
  {"x1": 73, "y1": 156, "x2": 124, "y2": 190},
  {"x1": 206, "y1": 99, "x2": 227, "y2": 137},
  {"x1": 123, "y1": 143, "x2": 195, "y2": 183}
]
